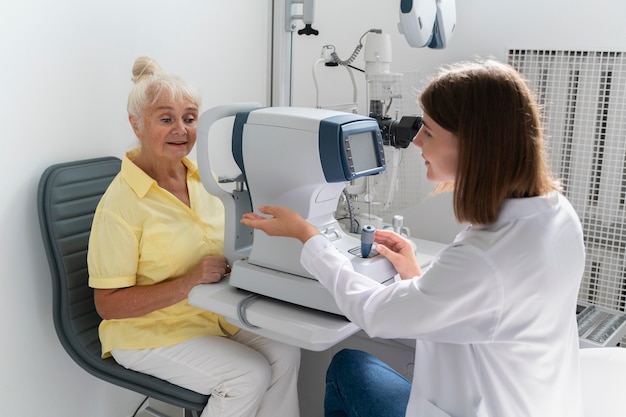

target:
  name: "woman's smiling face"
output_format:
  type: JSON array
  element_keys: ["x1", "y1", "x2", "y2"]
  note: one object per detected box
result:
[{"x1": 130, "y1": 96, "x2": 199, "y2": 164}]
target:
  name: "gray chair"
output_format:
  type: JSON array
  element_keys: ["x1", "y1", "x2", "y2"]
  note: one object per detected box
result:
[{"x1": 37, "y1": 156, "x2": 209, "y2": 417}]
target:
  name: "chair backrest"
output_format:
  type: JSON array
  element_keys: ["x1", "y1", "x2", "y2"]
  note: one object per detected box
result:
[{"x1": 37, "y1": 157, "x2": 209, "y2": 411}]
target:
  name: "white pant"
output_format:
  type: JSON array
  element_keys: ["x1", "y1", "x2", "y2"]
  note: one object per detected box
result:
[{"x1": 112, "y1": 329, "x2": 301, "y2": 417}]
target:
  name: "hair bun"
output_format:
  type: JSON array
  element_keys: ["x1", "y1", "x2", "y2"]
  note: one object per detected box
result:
[{"x1": 131, "y1": 56, "x2": 162, "y2": 84}]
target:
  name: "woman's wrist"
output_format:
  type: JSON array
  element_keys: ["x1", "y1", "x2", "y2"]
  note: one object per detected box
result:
[{"x1": 297, "y1": 223, "x2": 320, "y2": 244}]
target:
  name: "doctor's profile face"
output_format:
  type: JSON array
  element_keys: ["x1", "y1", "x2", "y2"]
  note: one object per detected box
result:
[{"x1": 412, "y1": 113, "x2": 458, "y2": 184}]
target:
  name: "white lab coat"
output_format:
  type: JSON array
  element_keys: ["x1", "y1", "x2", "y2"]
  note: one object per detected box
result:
[{"x1": 301, "y1": 191, "x2": 585, "y2": 417}]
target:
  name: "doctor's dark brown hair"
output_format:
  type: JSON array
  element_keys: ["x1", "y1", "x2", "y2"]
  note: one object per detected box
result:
[{"x1": 419, "y1": 60, "x2": 560, "y2": 225}]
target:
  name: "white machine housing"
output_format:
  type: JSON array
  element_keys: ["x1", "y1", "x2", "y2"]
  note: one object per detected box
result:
[
  {"x1": 398, "y1": 0, "x2": 456, "y2": 49},
  {"x1": 197, "y1": 104, "x2": 397, "y2": 315}
]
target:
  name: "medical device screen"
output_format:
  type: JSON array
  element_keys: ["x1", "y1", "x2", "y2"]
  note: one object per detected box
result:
[{"x1": 347, "y1": 131, "x2": 381, "y2": 174}]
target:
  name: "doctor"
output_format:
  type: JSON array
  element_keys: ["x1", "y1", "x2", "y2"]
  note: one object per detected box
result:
[{"x1": 241, "y1": 59, "x2": 585, "y2": 416}]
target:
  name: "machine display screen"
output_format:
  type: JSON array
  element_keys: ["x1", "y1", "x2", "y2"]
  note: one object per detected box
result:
[
  {"x1": 346, "y1": 131, "x2": 381, "y2": 174},
  {"x1": 318, "y1": 115, "x2": 386, "y2": 182}
]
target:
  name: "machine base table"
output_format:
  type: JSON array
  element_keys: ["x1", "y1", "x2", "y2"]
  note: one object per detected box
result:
[
  {"x1": 188, "y1": 278, "x2": 360, "y2": 351},
  {"x1": 189, "y1": 238, "x2": 447, "y2": 351}
]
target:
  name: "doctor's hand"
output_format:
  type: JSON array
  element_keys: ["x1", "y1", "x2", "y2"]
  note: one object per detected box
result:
[
  {"x1": 241, "y1": 206, "x2": 320, "y2": 244},
  {"x1": 374, "y1": 229, "x2": 422, "y2": 280}
]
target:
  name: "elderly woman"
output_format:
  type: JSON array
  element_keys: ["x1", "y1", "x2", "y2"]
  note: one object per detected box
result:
[{"x1": 88, "y1": 56, "x2": 300, "y2": 417}]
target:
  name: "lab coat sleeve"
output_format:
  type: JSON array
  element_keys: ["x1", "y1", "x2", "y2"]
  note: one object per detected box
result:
[{"x1": 301, "y1": 235, "x2": 503, "y2": 343}]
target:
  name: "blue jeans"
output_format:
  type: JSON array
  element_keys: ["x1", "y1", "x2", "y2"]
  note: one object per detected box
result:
[{"x1": 324, "y1": 349, "x2": 411, "y2": 417}]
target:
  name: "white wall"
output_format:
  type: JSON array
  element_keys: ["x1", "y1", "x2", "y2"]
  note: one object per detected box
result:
[
  {"x1": 0, "y1": 1, "x2": 269, "y2": 416},
  {"x1": 291, "y1": 0, "x2": 626, "y2": 112}
]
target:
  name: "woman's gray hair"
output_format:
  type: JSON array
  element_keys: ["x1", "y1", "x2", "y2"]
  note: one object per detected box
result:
[{"x1": 127, "y1": 56, "x2": 201, "y2": 128}]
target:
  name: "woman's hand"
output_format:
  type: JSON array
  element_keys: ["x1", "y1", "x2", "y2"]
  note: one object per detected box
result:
[
  {"x1": 186, "y1": 256, "x2": 231, "y2": 285},
  {"x1": 374, "y1": 229, "x2": 422, "y2": 280},
  {"x1": 241, "y1": 206, "x2": 320, "y2": 243}
]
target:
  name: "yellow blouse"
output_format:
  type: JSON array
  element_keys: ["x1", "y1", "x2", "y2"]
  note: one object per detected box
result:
[{"x1": 88, "y1": 151, "x2": 239, "y2": 358}]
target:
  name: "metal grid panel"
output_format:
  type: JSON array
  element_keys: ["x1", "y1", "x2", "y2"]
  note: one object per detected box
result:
[{"x1": 508, "y1": 50, "x2": 626, "y2": 346}]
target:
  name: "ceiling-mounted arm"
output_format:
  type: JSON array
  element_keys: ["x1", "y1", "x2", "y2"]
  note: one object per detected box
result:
[{"x1": 398, "y1": 0, "x2": 456, "y2": 49}]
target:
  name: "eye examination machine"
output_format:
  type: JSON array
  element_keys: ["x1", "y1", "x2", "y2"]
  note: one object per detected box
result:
[
  {"x1": 197, "y1": 103, "x2": 398, "y2": 316},
  {"x1": 193, "y1": 0, "x2": 460, "y2": 318}
]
